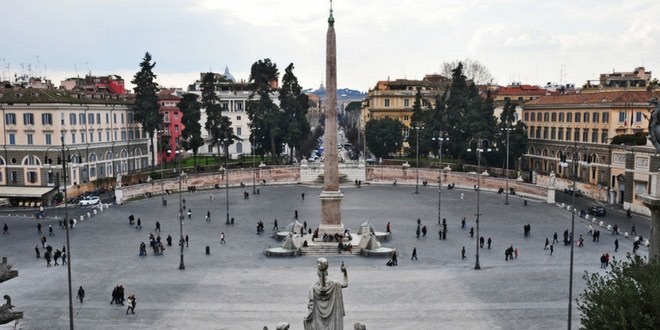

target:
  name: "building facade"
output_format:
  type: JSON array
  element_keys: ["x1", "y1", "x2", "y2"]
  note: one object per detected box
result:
[
  {"x1": 158, "y1": 90, "x2": 184, "y2": 163},
  {"x1": 522, "y1": 90, "x2": 660, "y2": 207},
  {"x1": 0, "y1": 87, "x2": 149, "y2": 204}
]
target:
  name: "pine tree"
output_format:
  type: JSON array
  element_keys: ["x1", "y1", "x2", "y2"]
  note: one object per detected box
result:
[
  {"x1": 178, "y1": 93, "x2": 204, "y2": 168},
  {"x1": 200, "y1": 72, "x2": 235, "y2": 161},
  {"x1": 279, "y1": 63, "x2": 310, "y2": 164},
  {"x1": 246, "y1": 59, "x2": 282, "y2": 162},
  {"x1": 131, "y1": 52, "x2": 161, "y2": 168},
  {"x1": 365, "y1": 117, "x2": 404, "y2": 159}
]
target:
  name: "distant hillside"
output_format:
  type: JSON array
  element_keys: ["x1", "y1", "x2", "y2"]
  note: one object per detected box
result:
[{"x1": 304, "y1": 86, "x2": 366, "y2": 100}]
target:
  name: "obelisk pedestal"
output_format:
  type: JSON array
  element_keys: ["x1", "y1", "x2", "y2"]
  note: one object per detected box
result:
[
  {"x1": 318, "y1": 5, "x2": 345, "y2": 237},
  {"x1": 639, "y1": 172, "x2": 660, "y2": 260}
]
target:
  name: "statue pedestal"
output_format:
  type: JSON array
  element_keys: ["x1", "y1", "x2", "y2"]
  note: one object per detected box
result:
[
  {"x1": 319, "y1": 190, "x2": 345, "y2": 236},
  {"x1": 639, "y1": 172, "x2": 660, "y2": 260},
  {"x1": 114, "y1": 187, "x2": 124, "y2": 205},
  {"x1": 547, "y1": 189, "x2": 555, "y2": 204}
]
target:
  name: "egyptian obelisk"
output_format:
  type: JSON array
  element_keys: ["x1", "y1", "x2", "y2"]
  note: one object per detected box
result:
[{"x1": 319, "y1": 1, "x2": 344, "y2": 236}]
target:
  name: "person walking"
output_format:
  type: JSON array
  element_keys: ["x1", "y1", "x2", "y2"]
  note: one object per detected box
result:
[
  {"x1": 553, "y1": 232, "x2": 559, "y2": 244},
  {"x1": 188, "y1": 208, "x2": 192, "y2": 219},
  {"x1": 416, "y1": 226, "x2": 421, "y2": 239},
  {"x1": 77, "y1": 286, "x2": 85, "y2": 303},
  {"x1": 62, "y1": 252, "x2": 67, "y2": 265},
  {"x1": 550, "y1": 244, "x2": 554, "y2": 256},
  {"x1": 469, "y1": 227, "x2": 474, "y2": 238},
  {"x1": 631, "y1": 225, "x2": 637, "y2": 235},
  {"x1": 461, "y1": 246, "x2": 466, "y2": 260},
  {"x1": 48, "y1": 224, "x2": 53, "y2": 236},
  {"x1": 461, "y1": 217, "x2": 466, "y2": 229},
  {"x1": 210, "y1": 193, "x2": 214, "y2": 201},
  {"x1": 45, "y1": 250, "x2": 52, "y2": 267},
  {"x1": 615, "y1": 239, "x2": 619, "y2": 252},
  {"x1": 273, "y1": 219, "x2": 279, "y2": 231},
  {"x1": 479, "y1": 236, "x2": 485, "y2": 248},
  {"x1": 126, "y1": 294, "x2": 136, "y2": 314},
  {"x1": 155, "y1": 221, "x2": 160, "y2": 232},
  {"x1": 544, "y1": 238, "x2": 550, "y2": 250},
  {"x1": 136, "y1": 218, "x2": 142, "y2": 229},
  {"x1": 185, "y1": 235, "x2": 189, "y2": 247},
  {"x1": 411, "y1": 247, "x2": 418, "y2": 261},
  {"x1": 386, "y1": 222, "x2": 391, "y2": 233},
  {"x1": 301, "y1": 193, "x2": 305, "y2": 200},
  {"x1": 294, "y1": 210, "x2": 299, "y2": 220},
  {"x1": 37, "y1": 223, "x2": 42, "y2": 234},
  {"x1": 2, "y1": 223, "x2": 8, "y2": 235},
  {"x1": 487, "y1": 237, "x2": 492, "y2": 249},
  {"x1": 220, "y1": 232, "x2": 226, "y2": 244},
  {"x1": 35, "y1": 245, "x2": 40, "y2": 258},
  {"x1": 421, "y1": 225, "x2": 427, "y2": 237},
  {"x1": 206, "y1": 211, "x2": 211, "y2": 222}
]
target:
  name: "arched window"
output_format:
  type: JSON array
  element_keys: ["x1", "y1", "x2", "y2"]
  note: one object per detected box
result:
[
  {"x1": 89, "y1": 153, "x2": 98, "y2": 163},
  {"x1": 22, "y1": 155, "x2": 42, "y2": 166},
  {"x1": 120, "y1": 149, "x2": 128, "y2": 158},
  {"x1": 106, "y1": 151, "x2": 114, "y2": 160},
  {"x1": 236, "y1": 142, "x2": 243, "y2": 154}
]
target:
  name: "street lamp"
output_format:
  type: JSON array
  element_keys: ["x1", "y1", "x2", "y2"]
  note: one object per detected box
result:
[
  {"x1": 169, "y1": 149, "x2": 185, "y2": 270},
  {"x1": 219, "y1": 138, "x2": 230, "y2": 225},
  {"x1": 251, "y1": 127, "x2": 257, "y2": 194},
  {"x1": 44, "y1": 132, "x2": 80, "y2": 330},
  {"x1": 467, "y1": 138, "x2": 493, "y2": 270},
  {"x1": 433, "y1": 131, "x2": 449, "y2": 225},
  {"x1": 559, "y1": 142, "x2": 591, "y2": 330},
  {"x1": 158, "y1": 129, "x2": 166, "y2": 206},
  {"x1": 501, "y1": 125, "x2": 514, "y2": 205},
  {"x1": 414, "y1": 125, "x2": 424, "y2": 194}
]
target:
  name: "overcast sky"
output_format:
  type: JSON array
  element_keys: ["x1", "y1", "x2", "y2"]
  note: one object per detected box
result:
[{"x1": 2, "y1": 0, "x2": 659, "y2": 92}]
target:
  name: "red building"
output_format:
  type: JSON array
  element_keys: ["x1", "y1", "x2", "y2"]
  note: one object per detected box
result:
[{"x1": 158, "y1": 90, "x2": 184, "y2": 163}]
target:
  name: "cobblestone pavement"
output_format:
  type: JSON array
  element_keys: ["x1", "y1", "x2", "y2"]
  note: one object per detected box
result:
[{"x1": 0, "y1": 183, "x2": 650, "y2": 329}]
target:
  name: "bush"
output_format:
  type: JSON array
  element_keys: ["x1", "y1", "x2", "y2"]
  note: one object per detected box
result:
[{"x1": 610, "y1": 133, "x2": 648, "y2": 146}]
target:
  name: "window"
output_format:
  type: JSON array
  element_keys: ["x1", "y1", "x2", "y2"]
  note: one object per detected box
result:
[
  {"x1": 106, "y1": 131, "x2": 110, "y2": 141},
  {"x1": 127, "y1": 113, "x2": 133, "y2": 123},
  {"x1": 106, "y1": 113, "x2": 110, "y2": 124},
  {"x1": 404, "y1": 99, "x2": 410, "y2": 107},
  {"x1": 575, "y1": 112, "x2": 581, "y2": 123},
  {"x1": 384, "y1": 99, "x2": 390, "y2": 107},
  {"x1": 81, "y1": 132, "x2": 86, "y2": 143},
  {"x1": 120, "y1": 113, "x2": 124, "y2": 124},
  {"x1": 114, "y1": 131, "x2": 117, "y2": 141},
  {"x1": 79, "y1": 113, "x2": 86, "y2": 124},
  {"x1": 27, "y1": 171, "x2": 37, "y2": 183},
  {"x1": 524, "y1": 113, "x2": 529, "y2": 121},
  {"x1": 41, "y1": 113, "x2": 53, "y2": 125},
  {"x1": 558, "y1": 128, "x2": 564, "y2": 140},
  {"x1": 23, "y1": 113, "x2": 35, "y2": 125},
  {"x1": 566, "y1": 128, "x2": 572, "y2": 141},
  {"x1": 90, "y1": 132, "x2": 94, "y2": 143},
  {"x1": 236, "y1": 127, "x2": 241, "y2": 135},
  {"x1": 61, "y1": 112, "x2": 65, "y2": 125},
  {"x1": 98, "y1": 132, "x2": 102, "y2": 142},
  {"x1": 602, "y1": 112, "x2": 609, "y2": 123},
  {"x1": 88, "y1": 113, "x2": 94, "y2": 124},
  {"x1": 559, "y1": 113, "x2": 564, "y2": 122},
  {"x1": 8, "y1": 133, "x2": 15, "y2": 145},
  {"x1": 601, "y1": 130, "x2": 608, "y2": 143},
  {"x1": 121, "y1": 131, "x2": 126, "y2": 140},
  {"x1": 530, "y1": 113, "x2": 535, "y2": 121},
  {"x1": 27, "y1": 134, "x2": 33, "y2": 145},
  {"x1": 583, "y1": 112, "x2": 589, "y2": 123},
  {"x1": 592, "y1": 130, "x2": 598, "y2": 143},
  {"x1": 70, "y1": 113, "x2": 77, "y2": 125},
  {"x1": 5, "y1": 113, "x2": 16, "y2": 125},
  {"x1": 535, "y1": 127, "x2": 541, "y2": 139},
  {"x1": 236, "y1": 142, "x2": 243, "y2": 153},
  {"x1": 113, "y1": 113, "x2": 117, "y2": 124},
  {"x1": 551, "y1": 128, "x2": 556, "y2": 140},
  {"x1": 71, "y1": 133, "x2": 76, "y2": 144},
  {"x1": 128, "y1": 130, "x2": 134, "y2": 140},
  {"x1": 583, "y1": 129, "x2": 588, "y2": 142},
  {"x1": 45, "y1": 133, "x2": 52, "y2": 145},
  {"x1": 551, "y1": 113, "x2": 557, "y2": 122},
  {"x1": 618, "y1": 111, "x2": 626, "y2": 123},
  {"x1": 9, "y1": 171, "x2": 17, "y2": 183},
  {"x1": 543, "y1": 127, "x2": 548, "y2": 139},
  {"x1": 96, "y1": 113, "x2": 101, "y2": 123},
  {"x1": 174, "y1": 125, "x2": 179, "y2": 133},
  {"x1": 403, "y1": 115, "x2": 409, "y2": 121},
  {"x1": 544, "y1": 112, "x2": 549, "y2": 122},
  {"x1": 574, "y1": 129, "x2": 580, "y2": 141},
  {"x1": 567, "y1": 113, "x2": 572, "y2": 122},
  {"x1": 593, "y1": 112, "x2": 599, "y2": 123},
  {"x1": 236, "y1": 115, "x2": 241, "y2": 121},
  {"x1": 174, "y1": 112, "x2": 179, "y2": 119},
  {"x1": 636, "y1": 112, "x2": 643, "y2": 122}
]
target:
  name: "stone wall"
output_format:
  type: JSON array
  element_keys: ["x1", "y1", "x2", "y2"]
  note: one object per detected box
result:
[{"x1": 300, "y1": 160, "x2": 366, "y2": 183}]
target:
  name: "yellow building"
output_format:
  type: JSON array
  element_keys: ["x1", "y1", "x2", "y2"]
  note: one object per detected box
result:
[{"x1": 361, "y1": 75, "x2": 449, "y2": 137}]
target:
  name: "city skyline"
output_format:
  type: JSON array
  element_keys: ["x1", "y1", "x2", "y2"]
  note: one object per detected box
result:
[{"x1": 2, "y1": 0, "x2": 659, "y2": 91}]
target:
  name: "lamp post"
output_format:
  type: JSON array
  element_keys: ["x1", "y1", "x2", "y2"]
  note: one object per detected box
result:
[
  {"x1": 502, "y1": 126, "x2": 514, "y2": 205},
  {"x1": 559, "y1": 142, "x2": 591, "y2": 330},
  {"x1": 433, "y1": 131, "x2": 448, "y2": 225},
  {"x1": 251, "y1": 128, "x2": 257, "y2": 194},
  {"x1": 414, "y1": 125, "x2": 423, "y2": 194},
  {"x1": 220, "y1": 138, "x2": 230, "y2": 224},
  {"x1": 174, "y1": 149, "x2": 185, "y2": 270},
  {"x1": 158, "y1": 130, "x2": 166, "y2": 206},
  {"x1": 45, "y1": 133, "x2": 79, "y2": 330},
  {"x1": 467, "y1": 138, "x2": 493, "y2": 270}
]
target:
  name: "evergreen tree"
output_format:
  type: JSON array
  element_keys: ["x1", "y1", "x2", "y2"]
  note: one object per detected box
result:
[
  {"x1": 444, "y1": 62, "x2": 471, "y2": 161},
  {"x1": 496, "y1": 99, "x2": 528, "y2": 172},
  {"x1": 201, "y1": 72, "x2": 235, "y2": 159},
  {"x1": 131, "y1": 52, "x2": 161, "y2": 168},
  {"x1": 365, "y1": 117, "x2": 404, "y2": 158},
  {"x1": 178, "y1": 93, "x2": 204, "y2": 168},
  {"x1": 246, "y1": 59, "x2": 283, "y2": 162},
  {"x1": 405, "y1": 90, "x2": 433, "y2": 158},
  {"x1": 279, "y1": 63, "x2": 310, "y2": 164}
]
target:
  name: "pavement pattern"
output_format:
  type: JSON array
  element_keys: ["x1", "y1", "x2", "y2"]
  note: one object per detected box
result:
[{"x1": 0, "y1": 183, "x2": 651, "y2": 329}]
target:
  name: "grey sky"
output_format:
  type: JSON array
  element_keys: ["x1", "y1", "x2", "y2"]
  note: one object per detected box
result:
[{"x1": 2, "y1": 0, "x2": 659, "y2": 91}]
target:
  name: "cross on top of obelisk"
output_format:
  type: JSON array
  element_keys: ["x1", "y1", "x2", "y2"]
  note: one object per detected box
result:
[{"x1": 328, "y1": 0, "x2": 335, "y2": 25}]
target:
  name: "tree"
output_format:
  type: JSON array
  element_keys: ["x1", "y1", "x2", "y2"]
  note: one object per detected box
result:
[
  {"x1": 405, "y1": 90, "x2": 434, "y2": 158},
  {"x1": 444, "y1": 62, "x2": 471, "y2": 161},
  {"x1": 178, "y1": 93, "x2": 204, "y2": 168},
  {"x1": 131, "y1": 52, "x2": 161, "y2": 169},
  {"x1": 365, "y1": 117, "x2": 404, "y2": 158},
  {"x1": 496, "y1": 99, "x2": 528, "y2": 171},
  {"x1": 279, "y1": 63, "x2": 311, "y2": 163},
  {"x1": 246, "y1": 59, "x2": 283, "y2": 162},
  {"x1": 200, "y1": 72, "x2": 235, "y2": 160},
  {"x1": 441, "y1": 58, "x2": 493, "y2": 85},
  {"x1": 578, "y1": 256, "x2": 660, "y2": 329}
]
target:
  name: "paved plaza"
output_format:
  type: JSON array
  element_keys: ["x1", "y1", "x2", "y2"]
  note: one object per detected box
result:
[{"x1": 0, "y1": 183, "x2": 651, "y2": 329}]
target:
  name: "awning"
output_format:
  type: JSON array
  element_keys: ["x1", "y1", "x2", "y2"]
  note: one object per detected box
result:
[{"x1": 0, "y1": 186, "x2": 55, "y2": 198}]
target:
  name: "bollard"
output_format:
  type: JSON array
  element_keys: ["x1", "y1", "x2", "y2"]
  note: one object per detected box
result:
[
  {"x1": 80, "y1": 215, "x2": 84, "y2": 222},
  {"x1": 87, "y1": 212, "x2": 91, "y2": 218},
  {"x1": 524, "y1": 200, "x2": 528, "y2": 206},
  {"x1": 162, "y1": 199, "x2": 167, "y2": 206},
  {"x1": 460, "y1": 193, "x2": 464, "y2": 200},
  {"x1": 206, "y1": 246, "x2": 210, "y2": 255},
  {"x1": 231, "y1": 217, "x2": 235, "y2": 225},
  {"x1": 93, "y1": 209, "x2": 97, "y2": 215}
]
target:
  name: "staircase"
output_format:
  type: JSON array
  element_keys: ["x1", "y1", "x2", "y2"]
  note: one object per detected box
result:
[{"x1": 299, "y1": 243, "x2": 362, "y2": 256}]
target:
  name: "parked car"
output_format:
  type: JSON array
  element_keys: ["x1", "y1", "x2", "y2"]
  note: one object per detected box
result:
[
  {"x1": 564, "y1": 188, "x2": 583, "y2": 197},
  {"x1": 366, "y1": 157, "x2": 377, "y2": 165},
  {"x1": 79, "y1": 196, "x2": 100, "y2": 206},
  {"x1": 588, "y1": 205, "x2": 607, "y2": 217}
]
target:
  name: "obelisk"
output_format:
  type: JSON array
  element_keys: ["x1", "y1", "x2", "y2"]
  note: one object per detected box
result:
[{"x1": 319, "y1": 1, "x2": 344, "y2": 237}]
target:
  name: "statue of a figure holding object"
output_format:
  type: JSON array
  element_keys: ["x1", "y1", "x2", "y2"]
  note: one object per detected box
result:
[{"x1": 304, "y1": 258, "x2": 348, "y2": 330}]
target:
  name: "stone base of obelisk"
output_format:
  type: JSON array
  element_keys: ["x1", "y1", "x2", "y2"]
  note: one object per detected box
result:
[
  {"x1": 318, "y1": 190, "x2": 345, "y2": 237},
  {"x1": 639, "y1": 194, "x2": 660, "y2": 260}
]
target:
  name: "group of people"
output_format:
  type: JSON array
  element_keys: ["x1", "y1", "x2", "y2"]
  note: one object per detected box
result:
[{"x1": 110, "y1": 285, "x2": 137, "y2": 315}]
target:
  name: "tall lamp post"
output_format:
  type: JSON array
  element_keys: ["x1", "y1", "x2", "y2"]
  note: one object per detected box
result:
[
  {"x1": 467, "y1": 138, "x2": 493, "y2": 270},
  {"x1": 158, "y1": 129, "x2": 166, "y2": 206},
  {"x1": 433, "y1": 131, "x2": 448, "y2": 225},
  {"x1": 173, "y1": 149, "x2": 185, "y2": 270},
  {"x1": 251, "y1": 128, "x2": 257, "y2": 194},
  {"x1": 414, "y1": 125, "x2": 424, "y2": 194},
  {"x1": 220, "y1": 138, "x2": 230, "y2": 224},
  {"x1": 502, "y1": 125, "x2": 514, "y2": 205},
  {"x1": 45, "y1": 133, "x2": 79, "y2": 330},
  {"x1": 559, "y1": 142, "x2": 591, "y2": 329}
]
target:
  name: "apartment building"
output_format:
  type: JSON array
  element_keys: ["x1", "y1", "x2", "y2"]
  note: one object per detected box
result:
[
  {"x1": 522, "y1": 90, "x2": 660, "y2": 206},
  {"x1": 0, "y1": 87, "x2": 149, "y2": 204},
  {"x1": 158, "y1": 90, "x2": 184, "y2": 163}
]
